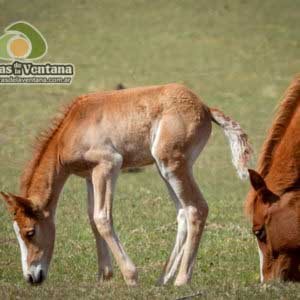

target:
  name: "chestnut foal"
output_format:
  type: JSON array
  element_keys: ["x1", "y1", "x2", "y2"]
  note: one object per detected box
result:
[{"x1": 1, "y1": 84, "x2": 252, "y2": 286}]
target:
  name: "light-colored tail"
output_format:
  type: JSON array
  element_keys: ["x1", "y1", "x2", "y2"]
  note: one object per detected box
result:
[{"x1": 210, "y1": 108, "x2": 253, "y2": 180}]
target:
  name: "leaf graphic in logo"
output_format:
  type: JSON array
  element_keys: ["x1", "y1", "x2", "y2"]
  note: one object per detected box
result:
[
  {"x1": 0, "y1": 21, "x2": 47, "y2": 61},
  {"x1": 0, "y1": 33, "x2": 16, "y2": 60}
]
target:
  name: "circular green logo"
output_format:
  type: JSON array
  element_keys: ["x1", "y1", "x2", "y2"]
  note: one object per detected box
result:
[{"x1": 0, "y1": 21, "x2": 47, "y2": 61}]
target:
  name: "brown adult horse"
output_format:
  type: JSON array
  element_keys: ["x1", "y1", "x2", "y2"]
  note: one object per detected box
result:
[
  {"x1": 246, "y1": 75, "x2": 300, "y2": 282},
  {"x1": 1, "y1": 83, "x2": 252, "y2": 286}
]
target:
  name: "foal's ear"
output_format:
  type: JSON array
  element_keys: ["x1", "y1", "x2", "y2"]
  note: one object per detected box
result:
[
  {"x1": 248, "y1": 169, "x2": 266, "y2": 191},
  {"x1": 0, "y1": 192, "x2": 40, "y2": 218},
  {"x1": 0, "y1": 191, "x2": 19, "y2": 216},
  {"x1": 0, "y1": 191, "x2": 14, "y2": 207},
  {"x1": 8, "y1": 193, "x2": 34, "y2": 210}
]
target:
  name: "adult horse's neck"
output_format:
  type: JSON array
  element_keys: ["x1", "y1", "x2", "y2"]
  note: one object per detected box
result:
[
  {"x1": 265, "y1": 98, "x2": 300, "y2": 194},
  {"x1": 265, "y1": 97, "x2": 300, "y2": 193},
  {"x1": 20, "y1": 139, "x2": 68, "y2": 213},
  {"x1": 245, "y1": 76, "x2": 300, "y2": 216},
  {"x1": 256, "y1": 76, "x2": 300, "y2": 194}
]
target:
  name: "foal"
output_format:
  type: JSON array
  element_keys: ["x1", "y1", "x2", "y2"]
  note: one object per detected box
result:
[{"x1": 1, "y1": 83, "x2": 252, "y2": 286}]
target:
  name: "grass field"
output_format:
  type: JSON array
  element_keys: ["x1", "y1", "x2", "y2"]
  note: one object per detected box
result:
[{"x1": 0, "y1": 0, "x2": 300, "y2": 299}]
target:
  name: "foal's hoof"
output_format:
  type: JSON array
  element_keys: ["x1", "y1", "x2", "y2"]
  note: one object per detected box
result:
[
  {"x1": 174, "y1": 275, "x2": 190, "y2": 286},
  {"x1": 123, "y1": 267, "x2": 138, "y2": 287},
  {"x1": 124, "y1": 272, "x2": 138, "y2": 287},
  {"x1": 98, "y1": 269, "x2": 113, "y2": 281},
  {"x1": 156, "y1": 275, "x2": 168, "y2": 286},
  {"x1": 125, "y1": 278, "x2": 138, "y2": 287}
]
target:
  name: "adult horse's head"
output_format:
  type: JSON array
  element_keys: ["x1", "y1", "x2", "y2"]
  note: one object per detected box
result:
[
  {"x1": 246, "y1": 169, "x2": 300, "y2": 282},
  {"x1": 1, "y1": 192, "x2": 55, "y2": 284}
]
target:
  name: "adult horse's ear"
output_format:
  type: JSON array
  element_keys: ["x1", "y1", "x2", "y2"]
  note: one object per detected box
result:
[
  {"x1": 248, "y1": 169, "x2": 266, "y2": 191},
  {"x1": 248, "y1": 169, "x2": 279, "y2": 204}
]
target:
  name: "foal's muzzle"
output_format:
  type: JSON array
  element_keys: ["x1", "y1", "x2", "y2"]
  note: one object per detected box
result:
[{"x1": 26, "y1": 269, "x2": 45, "y2": 285}]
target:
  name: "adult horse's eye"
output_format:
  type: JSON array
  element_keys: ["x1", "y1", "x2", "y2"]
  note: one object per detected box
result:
[
  {"x1": 254, "y1": 227, "x2": 266, "y2": 242},
  {"x1": 26, "y1": 229, "x2": 35, "y2": 238}
]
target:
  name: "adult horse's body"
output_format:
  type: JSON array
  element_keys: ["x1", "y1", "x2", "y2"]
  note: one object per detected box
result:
[
  {"x1": 1, "y1": 83, "x2": 251, "y2": 286},
  {"x1": 246, "y1": 75, "x2": 300, "y2": 282}
]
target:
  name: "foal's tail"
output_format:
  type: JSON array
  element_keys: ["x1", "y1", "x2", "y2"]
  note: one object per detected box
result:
[{"x1": 209, "y1": 108, "x2": 253, "y2": 180}]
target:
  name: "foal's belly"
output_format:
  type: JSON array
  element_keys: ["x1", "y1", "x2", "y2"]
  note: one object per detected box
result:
[
  {"x1": 120, "y1": 144, "x2": 155, "y2": 168},
  {"x1": 65, "y1": 120, "x2": 156, "y2": 176},
  {"x1": 69, "y1": 147, "x2": 155, "y2": 178},
  {"x1": 111, "y1": 124, "x2": 156, "y2": 168}
]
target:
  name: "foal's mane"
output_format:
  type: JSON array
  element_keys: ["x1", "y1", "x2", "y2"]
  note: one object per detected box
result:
[
  {"x1": 20, "y1": 96, "x2": 85, "y2": 197},
  {"x1": 257, "y1": 75, "x2": 300, "y2": 178}
]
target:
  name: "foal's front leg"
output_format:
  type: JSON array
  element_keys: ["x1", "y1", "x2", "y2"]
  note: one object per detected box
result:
[
  {"x1": 86, "y1": 179, "x2": 113, "y2": 280},
  {"x1": 91, "y1": 157, "x2": 138, "y2": 286}
]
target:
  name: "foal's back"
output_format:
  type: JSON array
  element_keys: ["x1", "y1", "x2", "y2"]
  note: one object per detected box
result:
[{"x1": 58, "y1": 83, "x2": 211, "y2": 171}]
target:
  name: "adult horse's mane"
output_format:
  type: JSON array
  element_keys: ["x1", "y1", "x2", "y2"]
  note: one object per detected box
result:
[
  {"x1": 257, "y1": 75, "x2": 300, "y2": 178},
  {"x1": 245, "y1": 75, "x2": 300, "y2": 216}
]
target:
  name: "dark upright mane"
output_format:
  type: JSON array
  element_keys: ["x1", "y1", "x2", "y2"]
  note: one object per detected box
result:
[
  {"x1": 245, "y1": 75, "x2": 300, "y2": 216},
  {"x1": 257, "y1": 75, "x2": 300, "y2": 178}
]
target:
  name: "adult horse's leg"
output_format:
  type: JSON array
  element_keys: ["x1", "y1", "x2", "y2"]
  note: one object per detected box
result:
[
  {"x1": 91, "y1": 153, "x2": 138, "y2": 286},
  {"x1": 156, "y1": 177, "x2": 187, "y2": 285},
  {"x1": 86, "y1": 178, "x2": 113, "y2": 280}
]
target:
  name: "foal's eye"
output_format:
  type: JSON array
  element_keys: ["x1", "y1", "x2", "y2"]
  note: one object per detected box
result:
[
  {"x1": 253, "y1": 227, "x2": 266, "y2": 242},
  {"x1": 26, "y1": 229, "x2": 35, "y2": 238}
]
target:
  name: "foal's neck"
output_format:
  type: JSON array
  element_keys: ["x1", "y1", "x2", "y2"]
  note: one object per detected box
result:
[{"x1": 21, "y1": 142, "x2": 68, "y2": 212}]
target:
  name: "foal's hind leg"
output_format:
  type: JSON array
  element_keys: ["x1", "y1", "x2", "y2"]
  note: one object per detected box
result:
[
  {"x1": 86, "y1": 178, "x2": 113, "y2": 280},
  {"x1": 156, "y1": 178, "x2": 187, "y2": 285},
  {"x1": 157, "y1": 160, "x2": 209, "y2": 286},
  {"x1": 174, "y1": 173, "x2": 208, "y2": 286},
  {"x1": 152, "y1": 113, "x2": 211, "y2": 286}
]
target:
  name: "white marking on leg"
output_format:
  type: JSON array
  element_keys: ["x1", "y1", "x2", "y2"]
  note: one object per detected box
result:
[
  {"x1": 161, "y1": 208, "x2": 187, "y2": 284},
  {"x1": 166, "y1": 247, "x2": 184, "y2": 282},
  {"x1": 13, "y1": 221, "x2": 28, "y2": 277},
  {"x1": 174, "y1": 183, "x2": 208, "y2": 286},
  {"x1": 150, "y1": 120, "x2": 161, "y2": 156},
  {"x1": 155, "y1": 166, "x2": 188, "y2": 285},
  {"x1": 167, "y1": 173, "x2": 183, "y2": 196},
  {"x1": 157, "y1": 165, "x2": 184, "y2": 196},
  {"x1": 257, "y1": 242, "x2": 264, "y2": 282}
]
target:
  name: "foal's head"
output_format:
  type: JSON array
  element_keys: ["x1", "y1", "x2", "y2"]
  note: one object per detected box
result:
[
  {"x1": 247, "y1": 170, "x2": 300, "y2": 282},
  {"x1": 1, "y1": 192, "x2": 55, "y2": 284}
]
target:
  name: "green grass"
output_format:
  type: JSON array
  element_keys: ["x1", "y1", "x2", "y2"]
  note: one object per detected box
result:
[{"x1": 1, "y1": 0, "x2": 300, "y2": 298}]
